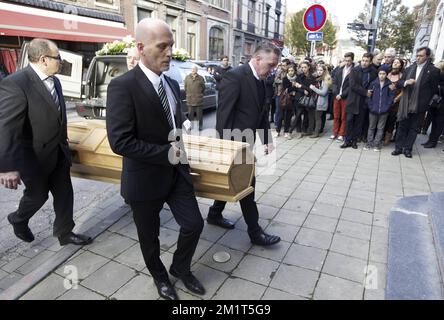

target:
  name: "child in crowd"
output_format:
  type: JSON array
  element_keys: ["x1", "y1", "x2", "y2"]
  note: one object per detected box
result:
[{"x1": 365, "y1": 65, "x2": 395, "y2": 151}]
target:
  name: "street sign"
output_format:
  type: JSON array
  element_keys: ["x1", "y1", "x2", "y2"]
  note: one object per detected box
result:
[
  {"x1": 306, "y1": 32, "x2": 323, "y2": 41},
  {"x1": 303, "y1": 4, "x2": 327, "y2": 32},
  {"x1": 347, "y1": 23, "x2": 377, "y2": 31}
]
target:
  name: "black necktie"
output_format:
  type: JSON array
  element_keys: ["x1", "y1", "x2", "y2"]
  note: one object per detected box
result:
[{"x1": 158, "y1": 79, "x2": 174, "y2": 129}]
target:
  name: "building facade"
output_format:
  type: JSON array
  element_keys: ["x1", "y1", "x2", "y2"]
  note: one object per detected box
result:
[
  {"x1": 429, "y1": 0, "x2": 444, "y2": 62},
  {"x1": 0, "y1": 0, "x2": 128, "y2": 72},
  {"x1": 231, "y1": 0, "x2": 286, "y2": 66},
  {"x1": 412, "y1": 0, "x2": 440, "y2": 62}
]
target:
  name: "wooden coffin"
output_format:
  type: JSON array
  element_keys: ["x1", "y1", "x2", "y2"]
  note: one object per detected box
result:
[{"x1": 67, "y1": 121, "x2": 255, "y2": 202}]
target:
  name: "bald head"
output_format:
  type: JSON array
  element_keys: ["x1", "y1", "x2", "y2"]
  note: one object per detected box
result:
[
  {"x1": 136, "y1": 18, "x2": 171, "y2": 43},
  {"x1": 135, "y1": 18, "x2": 174, "y2": 75}
]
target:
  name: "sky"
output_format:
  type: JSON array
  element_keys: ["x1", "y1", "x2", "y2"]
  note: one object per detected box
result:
[{"x1": 286, "y1": 0, "x2": 425, "y2": 39}]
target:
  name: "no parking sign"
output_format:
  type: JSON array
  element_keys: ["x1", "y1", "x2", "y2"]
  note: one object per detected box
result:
[{"x1": 303, "y1": 4, "x2": 327, "y2": 32}]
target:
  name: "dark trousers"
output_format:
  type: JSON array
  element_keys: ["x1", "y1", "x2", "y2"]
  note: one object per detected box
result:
[
  {"x1": 345, "y1": 110, "x2": 365, "y2": 143},
  {"x1": 129, "y1": 171, "x2": 204, "y2": 281},
  {"x1": 188, "y1": 105, "x2": 203, "y2": 130},
  {"x1": 428, "y1": 106, "x2": 444, "y2": 144},
  {"x1": 395, "y1": 113, "x2": 421, "y2": 151},
  {"x1": 207, "y1": 177, "x2": 261, "y2": 237},
  {"x1": 8, "y1": 148, "x2": 75, "y2": 237},
  {"x1": 291, "y1": 106, "x2": 313, "y2": 133},
  {"x1": 282, "y1": 108, "x2": 294, "y2": 133},
  {"x1": 269, "y1": 98, "x2": 276, "y2": 123}
]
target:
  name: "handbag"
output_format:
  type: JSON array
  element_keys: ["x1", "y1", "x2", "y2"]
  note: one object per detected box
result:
[
  {"x1": 280, "y1": 88, "x2": 294, "y2": 110},
  {"x1": 298, "y1": 94, "x2": 316, "y2": 109},
  {"x1": 429, "y1": 85, "x2": 442, "y2": 109}
]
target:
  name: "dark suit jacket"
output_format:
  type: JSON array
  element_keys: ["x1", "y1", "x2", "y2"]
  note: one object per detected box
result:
[
  {"x1": 106, "y1": 64, "x2": 191, "y2": 202},
  {"x1": 397, "y1": 61, "x2": 440, "y2": 114},
  {"x1": 0, "y1": 66, "x2": 70, "y2": 176},
  {"x1": 332, "y1": 66, "x2": 351, "y2": 99},
  {"x1": 216, "y1": 63, "x2": 272, "y2": 146},
  {"x1": 346, "y1": 66, "x2": 378, "y2": 115}
]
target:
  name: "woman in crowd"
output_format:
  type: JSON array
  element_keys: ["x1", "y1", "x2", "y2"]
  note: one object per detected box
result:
[
  {"x1": 280, "y1": 65, "x2": 298, "y2": 139},
  {"x1": 383, "y1": 57, "x2": 404, "y2": 145},
  {"x1": 309, "y1": 65, "x2": 333, "y2": 138},
  {"x1": 290, "y1": 61, "x2": 316, "y2": 138}
]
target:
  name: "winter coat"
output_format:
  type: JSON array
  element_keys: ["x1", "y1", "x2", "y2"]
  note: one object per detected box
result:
[
  {"x1": 346, "y1": 66, "x2": 378, "y2": 115},
  {"x1": 184, "y1": 73, "x2": 205, "y2": 107},
  {"x1": 367, "y1": 78, "x2": 395, "y2": 115},
  {"x1": 310, "y1": 80, "x2": 329, "y2": 111}
]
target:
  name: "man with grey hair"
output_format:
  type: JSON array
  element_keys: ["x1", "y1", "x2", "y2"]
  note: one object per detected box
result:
[
  {"x1": 184, "y1": 65, "x2": 205, "y2": 130},
  {"x1": 383, "y1": 48, "x2": 396, "y2": 67},
  {"x1": 206, "y1": 42, "x2": 281, "y2": 247},
  {"x1": 0, "y1": 38, "x2": 92, "y2": 246},
  {"x1": 106, "y1": 18, "x2": 205, "y2": 300}
]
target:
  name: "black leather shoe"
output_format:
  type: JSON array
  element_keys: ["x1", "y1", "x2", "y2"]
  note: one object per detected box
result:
[
  {"x1": 7, "y1": 213, "x2": 34, "y2": 243},
  {"x1": 153, "y1": 278, "x2": 178, "y2": 300},
  {"x1": 391, "y1": 149, "x2": 403, "y2": 156},
  {"x1": 250, "y1": 231, "x2": 281, "y2": 246},
  {"x1": 340, "y1": 142, "x2": 352, "y2": 149},
  {"x1": 423, "y1": 142, "x2": 436, "y2": 148},
  {"x1": 58, "y1": 232, "x2": 93, "y2": 246},
  {"x1": 207, "y1": 216, "x2": 235, "y2": 229},
  {"x1": 351, "y1": 142, "x2": 358, "y2": 149},
  {"x1": 404, "y1": 150, "x2": 413, "y2": 158},
  {"x1": 170, "y1": 270, "x2": 206, "y2": 295}
]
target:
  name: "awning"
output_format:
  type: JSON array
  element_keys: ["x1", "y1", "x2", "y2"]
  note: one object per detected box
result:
[{"x1": 0, "y1": 2, "x2": 130, "y2": 43}]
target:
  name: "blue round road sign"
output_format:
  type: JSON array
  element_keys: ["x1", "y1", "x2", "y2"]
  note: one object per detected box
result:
[{"x1": 303, "y1": 4, "x2": 327, "y2": 32}]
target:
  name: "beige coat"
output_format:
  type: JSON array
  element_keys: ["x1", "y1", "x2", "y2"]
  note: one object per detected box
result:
[{"x1": 184, "y1": 73, "x2": 205, "y2": 107}]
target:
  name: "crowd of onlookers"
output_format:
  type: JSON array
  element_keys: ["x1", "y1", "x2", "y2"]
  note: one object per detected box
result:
[{"x1": 264, "y1": 47, "x2": 444, "y2": 158}]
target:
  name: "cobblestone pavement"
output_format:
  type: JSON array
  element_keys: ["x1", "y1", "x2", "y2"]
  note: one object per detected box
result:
[{"x1": 2, "y1": 119, "x2": 444, "y2": 299}]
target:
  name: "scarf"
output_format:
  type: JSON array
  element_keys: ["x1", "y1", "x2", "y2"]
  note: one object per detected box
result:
[
  {"x1": 287, "y1": 74, "x2": 297, "y2": 82},
  {"x1": 361, "y1": 66, "x2": 372, "y2": 88},
  {"x1": 397, "y1": 60, "x2": 429, "y2": 121}
]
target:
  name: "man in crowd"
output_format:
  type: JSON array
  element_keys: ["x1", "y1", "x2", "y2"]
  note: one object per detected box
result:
[
  {"x1": 106, "y1": 18, "x2": 205, "y2": 300},
  {"x1": 0, "y1": 38, "x2": 92, "y2": 246},
  {"x1": 206, "y1": 42, "x2": 281, "y2": 247},
  {"x1": 392, "y1": 47, "x2": 440, "y2": 158},
  {"x1": 341, "y1": 53, "x2": 378, "y2": 149},
  {"x1": 184, "y1": 66, "x2": 205, "y2": 131}
]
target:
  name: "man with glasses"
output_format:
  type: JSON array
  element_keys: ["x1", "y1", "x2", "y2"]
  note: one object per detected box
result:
[
  {"x1": 0, "y1": 38, "x2": 92, "y2": 246},
  {"x1": 392, "y1": 47, "x2": 440, "y2": 158}
]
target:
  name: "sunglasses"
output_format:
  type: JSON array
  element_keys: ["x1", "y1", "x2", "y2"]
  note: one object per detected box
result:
[{"x1": 45, "y1": 54, "x2": 62, "y2": 61}]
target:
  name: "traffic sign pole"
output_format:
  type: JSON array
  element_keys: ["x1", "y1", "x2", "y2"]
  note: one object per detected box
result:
[{"x1": 310, "y1": 41, "x2": 316, "y2": 58}]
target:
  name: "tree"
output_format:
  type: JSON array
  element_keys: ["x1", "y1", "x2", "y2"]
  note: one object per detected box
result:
[
  {"x1": 350, "y1": 0, "x2": 416, "y2": 53},
  {"x1": 285, "y1": 9, "x2": 338, "y2": 56},
  {"x1": 391, "y1": 6, "x2": 416, "y2": 55}
]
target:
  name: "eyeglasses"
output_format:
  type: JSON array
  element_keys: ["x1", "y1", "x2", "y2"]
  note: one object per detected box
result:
[{"x1": 45, "y1": 54, "x2": 62, "y2": 61}]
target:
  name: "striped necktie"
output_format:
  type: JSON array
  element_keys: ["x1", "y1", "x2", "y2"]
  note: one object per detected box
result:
[
  {"x1": 158, "y1": 78, "x2": 174, "y2": 129},
  {"x1": 46, "y1": 76, "x2": 60, "y2": 111}
]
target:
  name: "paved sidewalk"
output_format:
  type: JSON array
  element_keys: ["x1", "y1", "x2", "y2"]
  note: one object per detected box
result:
[{"x1": 3, "y1": 125, "x2": 444, "y2": 300}]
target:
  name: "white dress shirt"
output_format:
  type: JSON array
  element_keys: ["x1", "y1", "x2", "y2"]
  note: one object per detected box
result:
[
  {"x1": 138, "y1": 61, "x2": 177, "y2": 132},
  {"x1": 248, "y1": 61, "x2": 260, "y2": 80},
  {"x1": 339, "y1": 65, "x2": 352, "y2": 96},
  {"x1": 30, "y1": 63, "x2": 55, "y2": 94},
  {"x1": 415, "y1": 62, "x2": 425, "y2": 80}
]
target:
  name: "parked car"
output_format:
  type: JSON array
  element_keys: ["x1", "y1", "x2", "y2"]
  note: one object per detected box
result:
[{"x1": 76, "y1": 56, "x2": 217, "y2": 119}]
